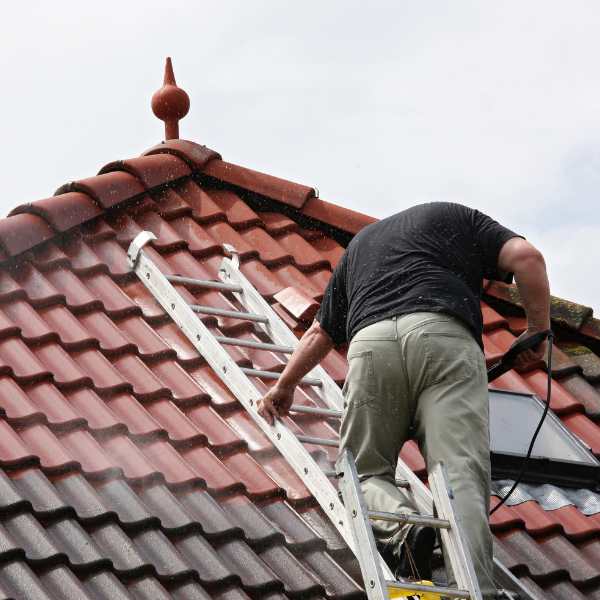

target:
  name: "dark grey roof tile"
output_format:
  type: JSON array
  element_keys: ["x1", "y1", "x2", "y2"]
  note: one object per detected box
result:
[
  {"x1": 12, "y1": 470, "x2": 69, "y2": 519},
  {"x1": 0, "y1": 472, "x2": 28, "y2": 516},
  {"x1": 95, "y1": 479, "x2": 158, "y2": 530},
  {"x1": 45, "y1": 517, "x2": 109, "y2": 571},
  {"x1": 88, "y1": 521, "x2": 150, "y2": 576},
  {"x1": 0, "y1": 559, "x2": 54, "y2": 600},
  {"x1": 537, "y1": 534, "x2": 600, "y2": 585},
  {"x1": 295, "y1": 507, "x2": 346, "y2": 554},
  {"x1": 37, "y1": 565, "x2": 94, "y2": 600},
  {"x1": 496, "y1": 530, "x2": 563, "y2": 579},
  {"x1": 172, "y1": 532, "x2": 238, "y2": 586},
  {"x1": 130, "y1": 528, "x2": 193, "y2": 581},
  {"x1": 260, "y1": 500, "x2": 324, "y2": 552},
  {"x1": 302, "y1": 550, "x2": 363, "y2": 600},
  {"x1": 125, "y1": 574, "x2": 173, "y2": 600},
  {"x1": 258, "y1": 544, "x2": 323, "y2": 598},
  {"x1": 210, "y1": 585, "x2": 253, "y2": 600},
  {"x1": 221, "y1": 496, "x2": 283, "y2": 549},
  {"x1": 513, "y1": 575, "x2": 546, "y2": 599},
  {"x1": 168, "y1": 579, "x2": 214, "y2": 600},
  {"x1": 83, "y1": 570, "x2": 137, "y2": 600},
  {"x1": 173, "y1": 488, "x2": 242, "y2": 539},
  {"x1": 544, "y1": 578, "x2": 590, "y2": 600},
  {"x1": 0, "y1": 523, "x2": 25, "y2": 562},
  {"x1": 52, "y1": 474, "x2": 112, "y2": 524},
  {"x1": 3, "y1": 513, "x2": 64, "y2": 565},
  {"x1": 218, "y1": 538, "x2": 281, "y2": 594},
  {"x1": 134, "y1": 483, "x2": 196, "y2": 533}
]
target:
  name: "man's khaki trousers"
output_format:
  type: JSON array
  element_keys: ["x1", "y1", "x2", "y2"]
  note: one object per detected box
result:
[{"x1": 339, "y1": 312, "x2": 495, "y2": 599}]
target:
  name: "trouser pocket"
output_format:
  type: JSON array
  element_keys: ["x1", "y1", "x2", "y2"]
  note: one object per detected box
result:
[{"x1": 345, "y1": 350, "x2": 376, "y2": 410}]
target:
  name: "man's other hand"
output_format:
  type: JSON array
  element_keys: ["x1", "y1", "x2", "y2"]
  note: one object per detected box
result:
[
  {"x1": 258, "y1": 385, "x2": 295, "y2": 425},
  {"x1": 509, "y1": 328, "x2": 548, "y2": 372}
]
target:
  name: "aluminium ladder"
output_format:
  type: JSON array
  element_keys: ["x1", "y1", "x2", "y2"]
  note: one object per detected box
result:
[
  {"x1": 337, "y1": 449, "x2": 481, "y2": 599},
  {"x1": 127, "y1": 231, "x2": 536, "y2": 600}
]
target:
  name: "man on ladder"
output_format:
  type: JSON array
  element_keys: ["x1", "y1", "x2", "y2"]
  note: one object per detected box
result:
[{"x1": 259, "y1": 202, "x2": 550, "y2": 600}]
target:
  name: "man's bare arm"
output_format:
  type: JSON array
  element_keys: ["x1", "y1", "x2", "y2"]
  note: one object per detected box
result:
[
  {"x1": 258, "y1": 319, "x2": 334, "y2": 425},
  {"x1": 497, "y1": 237, "x2": 551, "y2": 368}
]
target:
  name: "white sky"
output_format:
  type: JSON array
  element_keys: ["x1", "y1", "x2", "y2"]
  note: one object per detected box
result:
[{"x1": 2, "y1": 2, "x2": 599, "y2": 311}]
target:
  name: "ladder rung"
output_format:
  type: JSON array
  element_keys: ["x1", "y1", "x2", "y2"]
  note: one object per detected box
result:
[
  {"x1": 290, "y1": 404, "x2": 341, "y2": 417},
  {"x1": 215, "y1": 335, "x2": 294, "y2": 354},
  {"x1": 167, "y1": 274, "x2": 243, "y2": 293},
  {"x1": 190, "y1": 304, "x2": 268, "y2": 323},
  {"x1": 322, "y1": 469, "x2": 338, "y2": 478},
  {"x1": 241, "y1": 368, "x2": 322, "y2": 387},
  {"x1": 368, "y1": 510, "x2": 450, "y2": 529},
  {"x1": 386, "y1": 580, "x2": 471, "y2": 599},
  {"x1": 296, "y1": 434, "x2": 339, "y2": 448}
]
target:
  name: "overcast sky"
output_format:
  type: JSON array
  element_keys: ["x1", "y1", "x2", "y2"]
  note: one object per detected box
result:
[{"x1": 2, "y1": 2, "x2": 599, "y2": 310}]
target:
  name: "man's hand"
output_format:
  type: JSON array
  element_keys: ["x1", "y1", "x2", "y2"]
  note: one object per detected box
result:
[
  {"x1": 509, "y1": 328, "x2": 548, "y2": 372},
  {"x1": 258, "y1": 385, "x2": 295, "y2": 425},
  {"x1": 257, "y1": 320, "x2": 334, "y2": 425}
]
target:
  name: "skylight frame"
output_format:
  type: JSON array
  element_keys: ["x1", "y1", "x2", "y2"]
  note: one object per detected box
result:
[{"x1": 488, "y1": 388, "x2": 600, "y2": 489}]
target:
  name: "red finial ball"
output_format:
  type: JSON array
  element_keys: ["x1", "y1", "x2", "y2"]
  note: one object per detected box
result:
[{"x1": 151, "y1": 57, "x2": 190, "y2": 140}]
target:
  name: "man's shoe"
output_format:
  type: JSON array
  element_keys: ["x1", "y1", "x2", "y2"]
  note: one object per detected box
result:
[{"x1": 396, "y1": 525, "x2": 436, "y2": 581}]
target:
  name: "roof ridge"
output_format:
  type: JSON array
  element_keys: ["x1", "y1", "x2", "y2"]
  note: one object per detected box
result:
[
  {"x1": 484, "y1": 279, "x2": 596, "y2": 339},
  {"x1": 3, "y1": 139, "x2": 376, "y2": 262}
]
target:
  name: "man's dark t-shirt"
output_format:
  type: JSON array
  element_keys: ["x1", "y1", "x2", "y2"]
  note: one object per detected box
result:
[{"x1": 316, "y1": 202, "x2": 520, "y2": 349}]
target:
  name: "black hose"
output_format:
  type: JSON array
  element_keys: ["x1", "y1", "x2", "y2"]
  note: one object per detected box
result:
[{"x1": 489, "y1": 332, "x2": 554, "y2": 516}]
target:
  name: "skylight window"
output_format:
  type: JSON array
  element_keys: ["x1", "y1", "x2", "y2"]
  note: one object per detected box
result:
[{"x1": 489, "y1": 389, "x2": 600, "y2": 488}]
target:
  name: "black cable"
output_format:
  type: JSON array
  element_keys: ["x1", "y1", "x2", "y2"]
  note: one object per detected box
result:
[{"x1": 489, "y1": 331, "x2": 554, "y2": 516}]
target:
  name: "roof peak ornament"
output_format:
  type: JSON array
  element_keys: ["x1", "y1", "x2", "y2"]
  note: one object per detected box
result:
[{"x1": 151, "y1": 57, "x2": 190, "y2": 141}]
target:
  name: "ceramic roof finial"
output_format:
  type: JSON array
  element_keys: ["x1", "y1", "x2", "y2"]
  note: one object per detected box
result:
[{"x1": 151, "y1": 57, "x2": 190, "y2": 141}]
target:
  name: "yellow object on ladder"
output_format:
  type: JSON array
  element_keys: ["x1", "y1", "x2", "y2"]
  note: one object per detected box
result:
[{"x1": 388, "y1": 580, "x2": 441, "y2": 599}]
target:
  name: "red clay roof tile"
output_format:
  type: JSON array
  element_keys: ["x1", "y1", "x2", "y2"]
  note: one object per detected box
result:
[
  {"x1": 12, "y1": 264, "x2": 66, "y2": 307},
  {"x1": 305, "y1": 233, "x2": 345, "y2": 269},
  {"x1": 134, "y1": 212, "x2": 188, "y2": 252},
  {"x1": 301, "y1": 196, "x2": 376, "y2": 235},
  {"x1": 31, "y1": 243, "x2": 71, "y2": 272},
  {"x1": 0, "y1": 377, "x2": 47, "y2": 425},
  {"x1": 19, "y1": 381, "x2": 84, "y2": 430},
  {"x1": 0, "y1": 214, "x2": 54, "y2": 258},
  {"x1": 75, "y1": 311, "x2": 134, "y2": 355},
  {"x1": 0, "y1": 337, "x2": 50, "y2": 383},
  {"x1": 153, "y1": 187, "x2": 194, "y2": 220},
  {"x1": 0, "y1": 420, "x2": 38, "y2": 468},
  {"x1": 99, "y1": 154, "x2": 191, "y2": 189},
  {"x1": 274, "y1": 286, "x2": 319, "y2": 322},
  {"x1": 103, "y1": 394, "x2": 164, "y2": 440},
  {"x1": 208, "y1": 189, "x2": 264, "y2": 229},
  {"x1": 0, "y1": 307, "x2": 22, "y2": 340},
  {"x1": 169, "y1": 216, "x2": 223, "y2": 258},
  {"x1": 63, "y1": 387, "x2": 122, "y2": 433},
  {"x1": 260, "y1": 212, "x2": 299, "y2": 236},
  {"x1": 10, "y1": 193, "x2": 103, "y2": 234},
  {"x1": 56, "y1": 172, "x2": 146, "y2": 210},
  {"x1": 203, "y1": 160, "x2": 315, "y2": 210},
  {"x1": 143, "y1": 139, "x2": 221, "y2": 170},
  {"x1": 35, "y1": 305, "x2": 93, "y2": 349},
  {"x1": 561, "y1": 412, "x2": 600, "y2": 454},
  {"x1": 239, "y1": 226, "x2": 293, "y2": 267},
  {"x1": 558, "y1": 373, "x2": 600, "y2": 417},
  {"x1": 174, "y1": 180, "x2": 226, "y2": 223},
  {"x1": 274, "y1": 231, "x2": 330, "y2": 271}
]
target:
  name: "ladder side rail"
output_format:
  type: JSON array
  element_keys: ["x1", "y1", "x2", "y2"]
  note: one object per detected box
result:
[
  {"x1": 337, "y1": 450, "x2": 389, "y2": 600},
  {"x1": 218, "y1": 255, "x2": 344, "y2": 411},
  {"x1": 395, "y1": 459, "x2": 540, "y2": 600},
  {"x1": 127, "y1": 234, "x2": 352, "y2": 549},
  {"x1": 429, "y1": 464, "x2": 482, "y2": 600}
]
